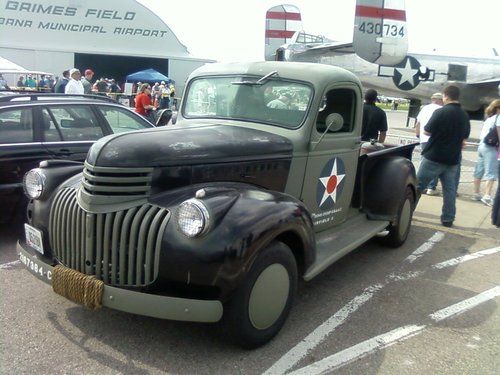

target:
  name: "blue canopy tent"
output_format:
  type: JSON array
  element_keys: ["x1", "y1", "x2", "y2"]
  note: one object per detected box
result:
[{"x1": 125, "y1": 68, "x2": 171, "y2": 83}]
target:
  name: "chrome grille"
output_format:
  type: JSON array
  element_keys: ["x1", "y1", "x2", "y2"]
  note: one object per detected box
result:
[
  {"x1": 49, "y1": 188, "x2": 170, "y2": 286},
  {"x1": 82, "y1": 161, "x2": 153, "y2": 197}
]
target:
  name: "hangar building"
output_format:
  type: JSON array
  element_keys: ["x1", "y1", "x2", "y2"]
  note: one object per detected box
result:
[{"x1": 0, "y1": 0, "x2": 213, "y2": 93}]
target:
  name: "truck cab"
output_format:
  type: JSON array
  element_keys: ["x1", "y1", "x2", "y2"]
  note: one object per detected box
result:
[{"x1": 17, "y1": 61, "x2": 417, "y2": 348}]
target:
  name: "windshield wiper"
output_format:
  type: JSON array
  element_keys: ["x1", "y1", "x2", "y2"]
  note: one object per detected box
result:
[{"x1": 232, "y1": 70, "x2": 279, "y2": 86}]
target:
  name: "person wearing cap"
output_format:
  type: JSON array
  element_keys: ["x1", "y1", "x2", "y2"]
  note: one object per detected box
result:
[
  {"x1": 361, "y1": 88, "x2": 387, "y2": 142},
  {"x1": 415, "y1": 92, "x2": 444, "y2": 195},
  {"x1": 81, "y1": 69, "x2": 94, "y2": 94},
  {"x1": 416, "y1": 85, "x2": 470, "y2": 227},
  {"x1": 65, "y1": 68, "x2": 84, "y2": 94}
]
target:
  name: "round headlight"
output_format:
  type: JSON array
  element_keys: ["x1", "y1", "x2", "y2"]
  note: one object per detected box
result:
[
  {"x1": 23, "y1": 168, "x2": 46, "y2": 199},
  {"x1": 176, "y1": 199, "x2": 210, "y2": 238}
]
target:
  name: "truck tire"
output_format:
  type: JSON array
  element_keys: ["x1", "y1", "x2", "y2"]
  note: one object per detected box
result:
[
  {"x1": 379, "y1": 186, "x2": 414, "y2": 248},
  {"x1": 224, "y1": 241, "x2": 297, "y2": 349}
]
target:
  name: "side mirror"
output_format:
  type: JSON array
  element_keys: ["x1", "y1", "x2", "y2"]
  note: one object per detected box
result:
[
  {"x1": 310, "y1": 113, "x2": 344, "y2": 151},
  {"x1": 325, "y1": 113, "x2": 344, "y2": 133}
]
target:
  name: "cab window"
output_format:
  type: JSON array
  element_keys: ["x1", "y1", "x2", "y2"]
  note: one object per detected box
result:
[{"x1": 316, "y1": 88, "x2": 356, "y2": 134}]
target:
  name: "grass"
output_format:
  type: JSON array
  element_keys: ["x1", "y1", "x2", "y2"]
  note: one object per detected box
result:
[{"x1": 376, "y1": 102, "x2": 409, "y2": 111}]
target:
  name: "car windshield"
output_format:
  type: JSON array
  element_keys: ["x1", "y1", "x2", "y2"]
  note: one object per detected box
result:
[{"x1": 183, "y1": 75, "x2": 312, "y2": 129}]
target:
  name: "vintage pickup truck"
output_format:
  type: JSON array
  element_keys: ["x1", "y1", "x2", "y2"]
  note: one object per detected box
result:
[{"x1": 18, "y1": 61, "x2": 417, "y2": 348}]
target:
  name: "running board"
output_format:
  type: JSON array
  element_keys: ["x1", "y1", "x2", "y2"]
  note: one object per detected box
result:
[{"x1": 304, "y1": 215, "x2": 389, "y2": 281}]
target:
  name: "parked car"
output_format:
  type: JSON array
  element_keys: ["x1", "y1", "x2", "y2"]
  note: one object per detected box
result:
[{"x1": 0, "y1": 93, "x2": 154, "y2": 223}]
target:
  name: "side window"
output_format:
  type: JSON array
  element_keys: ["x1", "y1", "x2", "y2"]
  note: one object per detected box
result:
[
  {"x1": 45, "y1": 105, "x2": 103, "y2": 141},
  {"x1": 98, "y1": 106, "x2": 150, "y2": 133},
  {"x1": 0, "y1": 108, "x2": 33, "y2": 144},
  {"x1": 316, "y1": 88, "x2": 356, "y2": 134},
  {"x1": 41, "y1": 108, "x2": 62, "y2": 141}
]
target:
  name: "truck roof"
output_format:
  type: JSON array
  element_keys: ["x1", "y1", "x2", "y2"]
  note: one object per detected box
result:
[{"x1": 189, "y1": 61, "x2": 362, "y2": 91}]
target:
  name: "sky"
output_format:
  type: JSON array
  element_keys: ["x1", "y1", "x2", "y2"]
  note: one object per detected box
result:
[{"x1": 138, "y1": 0, "x2": 499, "y2": 62}]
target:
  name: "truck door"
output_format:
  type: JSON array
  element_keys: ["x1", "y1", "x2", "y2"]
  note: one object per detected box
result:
[{"x1": 300, "y1": 86, "x2": 361, "y2": 231}]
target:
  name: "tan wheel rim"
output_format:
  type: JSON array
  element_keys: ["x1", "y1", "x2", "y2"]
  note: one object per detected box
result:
[{"x1": 248, "y1": 264, "x2": 290, "y2": 330}]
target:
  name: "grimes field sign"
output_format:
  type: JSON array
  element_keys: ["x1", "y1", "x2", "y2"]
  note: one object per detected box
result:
[{"x1": 0, "y1": 0, "x2": 189, "y2": 56}]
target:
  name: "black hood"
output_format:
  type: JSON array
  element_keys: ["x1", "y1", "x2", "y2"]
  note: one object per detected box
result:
[{"x1": 87, "y1": 124, "x2": 293, "y2": 168}]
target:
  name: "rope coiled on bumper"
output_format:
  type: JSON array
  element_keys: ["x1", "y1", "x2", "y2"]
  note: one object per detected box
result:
[{"x1": 52, "y1": 265, "x2": 104, "y2": 310}]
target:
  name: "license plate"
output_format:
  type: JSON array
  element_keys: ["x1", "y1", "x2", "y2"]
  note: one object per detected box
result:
[{"x1": 25, "y1": 223, "x2": 44, "y2": 255}]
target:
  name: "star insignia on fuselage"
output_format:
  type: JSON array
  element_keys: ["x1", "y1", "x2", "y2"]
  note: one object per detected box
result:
[
  {"x1": 318, "y1": 158, "x2": 345, "y2": 207},
  {"x1": 395, "y1": 58, "x2": 418, "y2": 88}
]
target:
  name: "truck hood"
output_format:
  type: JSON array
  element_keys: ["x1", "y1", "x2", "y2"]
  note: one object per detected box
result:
[{"x1": 86, "y1": 124, "x2": 293, "y2": 168}]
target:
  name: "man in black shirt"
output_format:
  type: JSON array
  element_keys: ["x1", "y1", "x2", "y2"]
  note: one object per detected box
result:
[
  {"x1": 417, "y1": 85, "x2": 470, "y2": 227},
  {"x1": 361, "y1": 89, "x2": 387, "y2": 142}
]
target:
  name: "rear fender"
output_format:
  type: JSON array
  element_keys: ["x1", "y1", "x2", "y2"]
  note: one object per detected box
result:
[{"x1": 361, "y1": 156, "x2": 417, "y2": 221}]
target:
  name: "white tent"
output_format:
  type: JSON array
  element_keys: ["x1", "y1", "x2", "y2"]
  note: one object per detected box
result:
[{"x1": 0, "y1": 56, "x2": 52, "y2": 87}]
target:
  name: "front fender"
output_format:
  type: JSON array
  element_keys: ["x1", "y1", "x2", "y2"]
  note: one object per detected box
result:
[
  {"x1": 150, "y1": 183, "x2": 315, "y2": 301},
  {"x1": 362, "y1": 156, "x2": 417, "y2": 221}
]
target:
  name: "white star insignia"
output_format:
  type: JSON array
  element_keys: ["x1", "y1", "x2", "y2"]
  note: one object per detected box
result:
[
  {"x1": 396, "y1": 58, "x2": 418, "y2": 87},
  {"x1": 319, "y1": 159, "x2": 345, "y2": 207}
]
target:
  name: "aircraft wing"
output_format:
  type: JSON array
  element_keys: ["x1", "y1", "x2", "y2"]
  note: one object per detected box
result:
[
  {"x1": 467, "y1": 77, "x2": 500, "y2": 86},
  {"x1": 290, "y1": 42, "x2": 355, "y2": 61}
]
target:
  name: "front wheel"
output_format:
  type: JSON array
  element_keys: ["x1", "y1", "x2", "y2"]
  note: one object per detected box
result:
[
  {"x1": 379, "y1": 186, "x2": 415, "y2": 247},
  {"x1": 223, "y1": 241, "x2": 297, "y2": 349}
]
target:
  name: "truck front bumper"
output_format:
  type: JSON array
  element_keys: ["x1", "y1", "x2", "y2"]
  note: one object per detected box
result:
[{"x1": 17, "y1": 242, "x2": 223, "y2": 323}]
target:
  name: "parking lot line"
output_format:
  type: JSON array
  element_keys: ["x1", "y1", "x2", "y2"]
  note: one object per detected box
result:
[
  {"x1": 404, "y1": 231, "x2": 445, "y2": 263},
  {"x1": 289, "y1": 286, "x2": 500, "y2": 375},
  {"x1": 264, "y1": 242, "x2": 499, "y2": 375},
  {"x1": 0, "y1": 259, "x2": 20, "y2": 269},
  {"x1": 264, "y1": 232, "x2": 444, "y2": 375}
]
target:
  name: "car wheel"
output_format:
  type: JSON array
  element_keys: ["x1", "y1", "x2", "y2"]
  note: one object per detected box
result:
[
  {"x1": 224, "y1": 241, "x2": 297, "y2": 349},
  {"x1": 379, "y1": 186, "x2": 414, "y2": 248}
]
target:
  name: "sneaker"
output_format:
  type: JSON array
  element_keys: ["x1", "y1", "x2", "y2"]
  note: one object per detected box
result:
[
  {"x1": 481, "y1": 195, "x2": 493, "y2": 207},
  {"x1": 426, "y1": 189, "x2": 438, "y2": 196},
  {"x1": 471, "y1": 193, "x2": 481, "y2": 201},
  {"x1": 441, "y1": 221, "x2": 453, "y2": 227}
]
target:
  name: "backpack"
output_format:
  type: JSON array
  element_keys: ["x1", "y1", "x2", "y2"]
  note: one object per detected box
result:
[{"x1": 483, "y1": 115, "x2": 499, "y2": 147}]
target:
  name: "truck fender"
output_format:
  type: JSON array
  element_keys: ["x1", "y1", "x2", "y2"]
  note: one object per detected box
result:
[
  {"x1": 361, "y1": 156, "x2": 417, "y2": 221},
  {"x1": 152, "y1": 183, "x2": 315, "y2": 300}
]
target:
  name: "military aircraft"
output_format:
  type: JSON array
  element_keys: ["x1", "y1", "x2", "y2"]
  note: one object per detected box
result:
[{"x1": 264, "y1": 1, "x2": 500, "y2": 118}]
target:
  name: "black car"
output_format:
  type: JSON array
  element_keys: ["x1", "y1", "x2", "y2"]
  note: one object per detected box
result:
[{"x1": 0, "y1": 93, "x2": 154, "y2": 223}]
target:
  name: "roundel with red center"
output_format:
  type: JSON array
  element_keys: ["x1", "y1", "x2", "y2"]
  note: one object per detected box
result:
[{"x1": 316, "y1": 157, "x2": 346, "y2": 210}]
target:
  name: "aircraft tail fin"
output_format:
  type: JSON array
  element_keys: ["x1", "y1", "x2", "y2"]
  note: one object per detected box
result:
[
  {"x1": 353, "y1": 0, "x2": 408, "y2": 65},
  {"x1": 265, "y1": 5, "x2": 303, "y2": 61}
]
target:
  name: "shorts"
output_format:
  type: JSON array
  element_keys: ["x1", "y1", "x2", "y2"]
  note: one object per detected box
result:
[{"x1": 473, "y1": 143, "x2": 498, "y2": 180}]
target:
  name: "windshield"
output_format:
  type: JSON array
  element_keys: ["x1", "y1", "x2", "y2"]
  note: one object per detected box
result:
[{"x1": 183, "y1": 75, "x2": 312, "y2": 129}]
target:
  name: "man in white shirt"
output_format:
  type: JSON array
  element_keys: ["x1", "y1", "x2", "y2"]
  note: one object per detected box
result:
[
  {"x1": 65, "y1": 68, "x2": 84, "y2": 94},
  {"x1": 415, "y1": 92, "x2": 443, "y2": 195}
]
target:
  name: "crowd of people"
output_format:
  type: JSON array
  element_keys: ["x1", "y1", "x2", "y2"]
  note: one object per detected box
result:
[
  {"x1": 133, "y1": 82, "x2": 176, "y2": 123},
  {"x1": 54, "y1": 68, "x2": 122, "y2": 96},
  {"x1": 2, "y1": 68, "x2": 124, "y2": 96},
  {"x1": 364, "y1": 86, "x2": 499, "y2": 228}
]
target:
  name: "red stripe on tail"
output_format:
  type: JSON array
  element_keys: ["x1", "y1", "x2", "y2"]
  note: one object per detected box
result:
[
  {"x1": 355, "y1": 5, "x2": 406, "y2": 21},
  {"x1": 265, "y1": 30, "x2": 296, "y2": 39},
  {"x1": 266, "y1": 11, "x2": 302, "y2": 21}
]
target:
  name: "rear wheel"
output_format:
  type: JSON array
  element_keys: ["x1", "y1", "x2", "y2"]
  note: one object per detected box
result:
[
  {"x1": 224, "y1": 241, "x2": 297, "y2": 349},
  {"x1": 379, "y1": 186, "x2": 414, "y2": 247}
]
